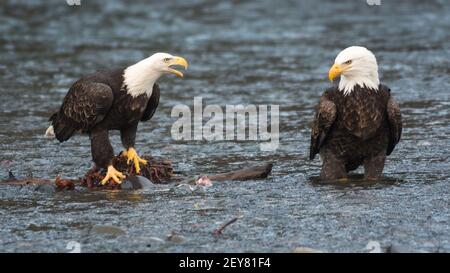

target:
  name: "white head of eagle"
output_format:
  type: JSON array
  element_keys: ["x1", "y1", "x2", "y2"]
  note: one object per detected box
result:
[
  {"x1": 124, "y1": 52, "x2": 188, "y2": 97},
  {"x1": 328, "y1": 46, "x2": 380, "y2": 95}
]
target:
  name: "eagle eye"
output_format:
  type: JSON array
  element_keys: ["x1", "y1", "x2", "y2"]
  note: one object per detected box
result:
[
  {"x1": 344, "y1": 60, "x2": 352, "y2": 65},
  {"x1": 163, "y1": 58, "x2": 171, "y2": 63}
]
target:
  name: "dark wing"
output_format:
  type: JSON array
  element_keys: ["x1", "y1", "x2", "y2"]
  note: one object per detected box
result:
[
  {"x1": 141, "y1": 84, "x2": 160, "y2": 121},
  {"x1": 50, "y1": 81, "x2": 113, "y2": 142},
  {"x1": 310, "y1": 94, "x2": 337, "y2": 160},
  {"x1": 386, "y1": 96, "x2": 402, "y2": 155}
]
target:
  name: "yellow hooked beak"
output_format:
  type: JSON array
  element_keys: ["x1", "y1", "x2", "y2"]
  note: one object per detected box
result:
[
  {"x1": 166, "y1": 56, "x2": 189, "y2": 78},
  {"x1": 328, "y1": 63, "x2": 343, "y2": 82}
]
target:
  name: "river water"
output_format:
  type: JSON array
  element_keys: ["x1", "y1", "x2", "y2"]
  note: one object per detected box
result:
[{"x1": 0, "y1": 0, "x2": 449, "y2": 252}]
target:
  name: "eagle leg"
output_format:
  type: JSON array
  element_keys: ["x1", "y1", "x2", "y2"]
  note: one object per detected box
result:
[
  {"x1": 101, "y1": 165, "x2": 126, "y2": 185},
  {"x1": 319, "y1": 150, "x2": 348, "y2": 181},
  {"x1": 363, "y1": 153, "x2": 386, "y2": 180},
  {"x1": 122, "y1": 147, "x2": 147, "y2": 174}
]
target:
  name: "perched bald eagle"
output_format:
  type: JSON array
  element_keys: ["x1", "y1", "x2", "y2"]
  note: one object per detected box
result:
[
  {"x1": 310, "y1": 46, "x2": 402, "y2": 180},
  {"x1": 46, "y1": 53, "x2": 188, "y2": 184}
]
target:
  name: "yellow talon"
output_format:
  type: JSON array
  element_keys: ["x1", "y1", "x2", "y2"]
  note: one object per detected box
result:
[
  {"x1": 101, "y1": 165, "x2": 126, "y2": 185},
  {"x1": 122, "y1": 147, "x2": 147, "y2": 174}
]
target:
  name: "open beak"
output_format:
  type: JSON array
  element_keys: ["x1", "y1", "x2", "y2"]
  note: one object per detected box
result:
[
  {"x1": 328, "y1": 63, "x2": 343, "y2": 82},
  {"x1": 166, "y1": 56, "x2": 189, "y2": 78}
]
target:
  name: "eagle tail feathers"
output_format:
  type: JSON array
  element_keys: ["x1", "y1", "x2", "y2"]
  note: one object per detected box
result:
[{"x1": 47, "y1": 113, "x2": 75, "y2": 142}]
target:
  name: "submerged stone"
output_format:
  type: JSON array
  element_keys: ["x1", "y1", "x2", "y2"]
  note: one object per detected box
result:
[
  {"x1": 92, "y1": 225, "x2": 125, "y2": 236},
  {"x1": 121, "y1": 175, "x2": 155, "y2": 190},
  {"x1": 292, "y1": 247, "x2": 324, "y2": 253},
  {"x1": 34, "y1": 184, "x2": 55, "y2": 193}
]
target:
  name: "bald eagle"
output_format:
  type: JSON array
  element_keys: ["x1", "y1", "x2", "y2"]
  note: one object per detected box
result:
[
  {"x1": 46, "y1": 53, "x2": 188, "y2": 184},
  {"x1": 310, "y1": 46, "x2": 402, "y2": 180}
]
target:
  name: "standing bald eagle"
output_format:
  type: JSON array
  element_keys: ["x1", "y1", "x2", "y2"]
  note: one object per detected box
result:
[
  {"x1": 46, "y1": 53, "x2": 188, "y2": 184},
  {"x1": 310, "y1": 46, "x2": 402, "y2": 180}
]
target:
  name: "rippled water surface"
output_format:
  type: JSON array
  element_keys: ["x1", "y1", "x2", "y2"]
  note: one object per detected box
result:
[{"x1": 0, "y1": 0, "x2": 449, "y2": 252}]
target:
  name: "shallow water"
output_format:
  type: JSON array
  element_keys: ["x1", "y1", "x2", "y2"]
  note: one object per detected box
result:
[{"x1": 0, "y1": 0, "x2": 449, "y2": 252}]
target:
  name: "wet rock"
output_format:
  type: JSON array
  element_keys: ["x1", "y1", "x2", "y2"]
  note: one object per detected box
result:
[
  {"x1": 145, "y1": 237, "x2": 166, "y2": 249},
  {"x1": 147, "y1": 237, "x2": 165, "y2": 244},
  {"x1": 92, "y1": 225, "x2": 125, "y2": 236},
  {"x1": 386, "y1": 243, "x2": 429, "y2": 253},
  {"x1": 167, "y1": 231, "x2": 186, "y2": 243},
  {"x1": 292, "y1": 247, "x2": 324, "y2": 253},
  {"x1": 34, "y1": 184, "x2": 56, "y2": 193},
  {"x1": 121, "y1": 175, "x2": 155, "y2": 190},
  {"x1": 26, "y1": 223, "x2": 54, "y2": 232}
]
